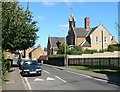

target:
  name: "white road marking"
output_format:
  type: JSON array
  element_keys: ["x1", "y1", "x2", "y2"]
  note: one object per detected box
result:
[
  {"x1": 53, "y1": 68, "x2": 61, "y2": 71},
  {"x1": 66, "y1": 70, "x2": 92, "y2": 78},
  {"x1": 55, "y1": 75, "x2": 67, "y2": 83},
  {"x1": 43, "y1": 70, "x2": 50, "y2": 74},
  {"x1": 24, "y1": 77, "x2": 32, "y2": 90},
  {"x1": 93, "y1": 78, "x2": 107, "y2": 82},
  {"x1": 46, "y1": 77, "x2": 55, "y2": 81},
  {"x1": 34, "y1": 78, "x2": 44, "y2": 82},
  {"x1": 65, "y1": 70, "x2": 111, "y2": 83},
  {"x1": 19, "y1": 69, "x2": 28, "y2": 90}
]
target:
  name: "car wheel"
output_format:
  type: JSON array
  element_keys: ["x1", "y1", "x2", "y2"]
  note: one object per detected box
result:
[
  {"x1": 38, "y1": 73, "x2": 41, "y2": 76},
  {"x1": 21, "y1": 71, "x2": 25, "y2": 77}
]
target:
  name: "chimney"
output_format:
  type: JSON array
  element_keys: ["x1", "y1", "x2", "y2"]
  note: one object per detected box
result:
[
  {"x1": 37, "y1": 44, "x2": 41, "y2": 48},
  {"x1": 84, "y1": 17, "x2": 90, "y2": 31}
]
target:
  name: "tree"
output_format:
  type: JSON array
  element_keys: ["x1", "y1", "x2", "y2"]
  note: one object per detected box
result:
[
  {"x1": 57, "y1": 42, "x2": 70, "y2": 54},
  {"x1": 70, "y1": 46, "x2": 82, "y2": 55},
  {"x1": 2, "y1": 2, "x2": 39, "y2": 52}
]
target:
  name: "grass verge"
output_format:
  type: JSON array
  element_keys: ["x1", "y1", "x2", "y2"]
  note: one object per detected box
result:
[{"x1": 68, "y1": 66, "x2": 120, "y2": 77}]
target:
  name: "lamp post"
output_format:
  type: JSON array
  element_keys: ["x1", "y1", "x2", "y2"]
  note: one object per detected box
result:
[{"x1": 62, "y1": 29, "x2": 67, "y2": 66}]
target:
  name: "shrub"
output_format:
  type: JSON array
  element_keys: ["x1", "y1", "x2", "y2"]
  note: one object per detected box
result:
[
  {"x1": 107, "y1": 45, "x2": 115, "y2": 52},
  {"x1": 49, "y1": 54, "x2": 64, "y2": 58},
  {"x1": 99, "y1": 49, "x2": 107, "y2": 53},
  {"x1": 4, "y1": 61, "x2": 11, "y2": 71},
  {"x1": 107, "y1": 44, "x2": 120, "y2": 52},
  {"x1": 83, "y1": 49, "x2": 98, "y2": 54},
  {"x1": 70, "y1": 46, "x2": 83, "y2": 55}
]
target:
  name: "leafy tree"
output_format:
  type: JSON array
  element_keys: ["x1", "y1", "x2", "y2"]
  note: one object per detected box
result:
[
  {"x1": 57, "y1": 42, "x2": 70, "y2": 54},
  {"x1": 70, "y1": 46, "x2": 82, "y2": 55},
  {"x1": 2, "y1": 2, "x2": 39, "y2": 52}
]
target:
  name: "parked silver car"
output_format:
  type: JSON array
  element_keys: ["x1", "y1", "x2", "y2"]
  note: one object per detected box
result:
[{"x1": 17, "y1": 58, "x2": 31, "y2": 70}]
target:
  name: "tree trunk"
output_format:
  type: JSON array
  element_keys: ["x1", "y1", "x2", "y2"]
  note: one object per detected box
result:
[{"x1": 24, "y1": 49, "x2": 26, "y2": 58}]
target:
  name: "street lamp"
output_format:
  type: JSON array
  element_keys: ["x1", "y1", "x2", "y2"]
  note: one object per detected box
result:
[{"x1": 62, "y1": 29, "x2": 67, "y2": 66}]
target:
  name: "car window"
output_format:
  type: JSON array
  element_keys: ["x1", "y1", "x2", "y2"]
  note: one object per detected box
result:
[{"x1": 29, "y1": 61, "x2": 39, "y2": 65}]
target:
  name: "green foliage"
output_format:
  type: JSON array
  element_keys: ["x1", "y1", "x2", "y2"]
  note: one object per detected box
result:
[
  {"x1": 70, "y1": 46, "x2": 82, "y2": 55},
  {"x1": 49, "y1": 54, "x2": 64, "y2": 58},
  {"x1": 83, "y1": 49, "x2": 98, "y2": 54},
  {"x1": 2, "y1": 2, "x2": 39, "y2": 52},
  {"x1": 0, "y1": 53, "x2": 11, "y2": 75},
  {"x1": 4, "y1": 60, "x2": 11, "y2": 71},
  {"x1": 107, "y1": 45, "x2": 114, "y2": 52},
  {"x1": 99, "y1": 49, "x2": 107, "y2": 53},
  {"x1": 107, "y1": 44, "x2": 120, "y2": 52},
  {"x1": 58, "y1": 42, "x2": 70, "y2": 54}
]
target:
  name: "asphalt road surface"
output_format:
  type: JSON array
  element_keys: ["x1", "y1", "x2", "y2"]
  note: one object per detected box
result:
[{"x1": 20, "y1": 64, "x2": 119, "y2": 90}]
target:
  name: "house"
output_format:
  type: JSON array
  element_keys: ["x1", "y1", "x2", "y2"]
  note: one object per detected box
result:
[
  {"x1": 21, "y1": 47, "x2": 34, "y2": 59},
  {"x1": 29, "y1": 45, "x2": 47, "y2": 60},
  {"x1": 4, "y1": 50, "x2": 13, "y2": 60},
  {"x1": 47, "y1": 37, "x2": 65, "y2": 56},
  {"x1": 67, "y1": 15, "x2": 117, "y2": 51}
]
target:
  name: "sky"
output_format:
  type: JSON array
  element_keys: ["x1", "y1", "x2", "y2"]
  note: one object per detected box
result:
[{"x1": 19, "y1": 1, "x2": 118, "y2": 49}]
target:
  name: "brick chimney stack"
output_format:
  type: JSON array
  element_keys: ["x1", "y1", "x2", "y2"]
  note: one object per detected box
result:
[{"x1": 84, "y1": 17, "x2": 90, "y2": 31}]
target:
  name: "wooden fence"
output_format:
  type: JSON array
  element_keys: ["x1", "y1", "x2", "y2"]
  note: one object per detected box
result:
[{"x1": 68, "y1": 57, "x2": 120, "y2": 69}]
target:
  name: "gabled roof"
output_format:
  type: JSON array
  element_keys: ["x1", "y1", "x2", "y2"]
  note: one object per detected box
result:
[
  {"x1": 86, "y1": 26, "x2": 98, "y2": 36},
  {"x1": 74, "y1": 28, "x2": 89, "y2": 37},
  {"x1": 29, "y1": 46, "x2": 46, "y2": 55},
  {"x1": 49, "y1": 37, "x2": 65, "y2": 48},
  {"x1": 29, "y1": 48, "x2": 37, "y2": 53},
  {"x1": 79, "y1": 40, "x2": 91, "y2": 47}
]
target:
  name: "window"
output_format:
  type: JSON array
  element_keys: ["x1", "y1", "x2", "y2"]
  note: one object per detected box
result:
[
  {"x1": 7, "y1": 55, "x2": 10, "y2": 59},
  {"x1": 96, "y1": 36, "x2": 99, "y2": 43},
  {"x1": 104, "y1": 37, "x2": 107, "y2": 43}
]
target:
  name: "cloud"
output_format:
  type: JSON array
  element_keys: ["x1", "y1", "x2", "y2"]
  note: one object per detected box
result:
[
  {"x1": 38, "y1": 16, "x2": 44, "y2": 20},
  {"x1": 43, "y1": 2, "x2": 56, "y2": 6},
  {"x1": 59, "y1": 24, "x2": 69, "y2": 29},
  {"x1": 63, "y1": 0, "x2": 71, "y2": 7}
]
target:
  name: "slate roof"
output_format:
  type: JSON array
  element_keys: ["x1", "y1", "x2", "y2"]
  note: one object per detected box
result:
[
  {"x1": 79, "y1": 40, "x2": 91, "y2": 47},
  {"x1": 74, "y1": 28, "x2": 89, "y2": 37},
  {"x1": 87, "y1": 26, "x2": 98, "y2": 36},
  {"x1": 49, "y1": 37, "x2": 65, "y2": 48}
]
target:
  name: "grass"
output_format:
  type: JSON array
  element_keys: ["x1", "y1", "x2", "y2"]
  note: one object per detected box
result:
[{"x1": 68, "y1": 66, "x2": 120, "y2": 77}]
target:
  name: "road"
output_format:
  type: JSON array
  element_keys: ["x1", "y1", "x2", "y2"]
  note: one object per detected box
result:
[{"x1": 21, "y1": 64, "x2": 119, "y2": 90}]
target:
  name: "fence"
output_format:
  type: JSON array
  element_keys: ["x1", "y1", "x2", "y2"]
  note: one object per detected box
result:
[
  {"x1": 68, "y1": 57, "x2": 120, "y2": 69},
  {"x1": 44, "y1": 57, "x2": 64, "y2": 66}
]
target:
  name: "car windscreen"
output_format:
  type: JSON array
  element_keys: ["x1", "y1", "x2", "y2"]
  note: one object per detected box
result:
[
  {"x1": 24, "y1": 61, "x2": 39, "y2": 66},
  {"x1": 30, "y1": 61, "x2": 39, "y2": 65}
]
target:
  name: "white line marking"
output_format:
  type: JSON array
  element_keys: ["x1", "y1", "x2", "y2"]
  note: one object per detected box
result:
[
  {"x1": 24, "y1": 77, "x2": 32, "y2": 90},
  {"x1": 53, "y1": 68, "x2": 61, "y2": 71},
  {"x1": 46, "y1": 77, "x2": 55, "y2": 81},
  {"x1": 43, "y1": 70, "x2": 50, "y2": 74},
  {"x1": 66, "y1": 70, "x2": 91, "y2": 78},
  {"x1": 19, "y1": 69, "x2": 28, "y2": 90},
  {"x1": 34, "y1": 78, "x2": 44, "y2": 81},
  {"x1": 55, "y1": 75, "x2": 67, "y2": 83},
  {"x1": 93, "y1": 78, "x2": 107, "y2": 82},
  {"x1": 65, "y1": 70, "x2": 110, "y2": 83}
]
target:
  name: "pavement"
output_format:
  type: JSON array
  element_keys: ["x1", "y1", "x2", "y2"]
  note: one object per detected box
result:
[
  {"x1": 1, "y1": 67, "x2": 27, "y2": 91},
  {"x1": 1, "y1": 60, "x2": 28, "y2": 91},
  {"x1": 1, "y1": 63, "x2": 120, "y2": 91}
]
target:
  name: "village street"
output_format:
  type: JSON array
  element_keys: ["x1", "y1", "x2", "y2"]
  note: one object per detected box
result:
[{"x1": 2, "y1": 60, "x2": 119, "y2": 91}]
